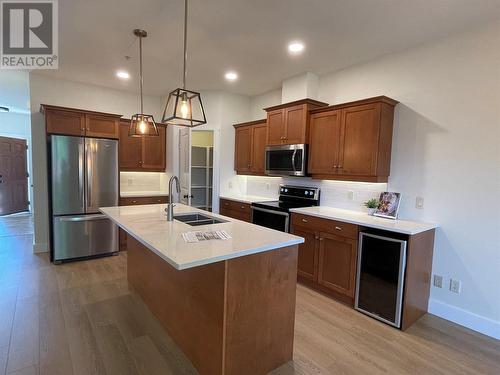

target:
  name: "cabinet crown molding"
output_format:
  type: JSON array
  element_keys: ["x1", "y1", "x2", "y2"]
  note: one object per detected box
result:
[
  {"x1": 310, "y1": 96, "x2": 398, "y2": 114},
  {"x1": 233, "y1": 119, "x2": 266, "y2": 128},
  {"x1": 40, "y1": 104, "x2": 123, "y2": 118},
  {"x1": 263, "y1": 98, "x2": 328, "y2": 112}
]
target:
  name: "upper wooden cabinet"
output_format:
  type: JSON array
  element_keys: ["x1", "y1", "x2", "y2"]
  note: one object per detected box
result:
[
  {"x1": 264, "y1": 99, "x2": 328, "y2": 146},
  {"x1": 233, "y1": 119, "x2": 267, "y2": 175},
  {"x1": 42, "y1": 105, "x2": 120, "y2": 139},
  {"x1": 119, "y1": 120, "x2": 166, "y2": 172},
  {"x1": 308, "y1": 96, "x2": 398, "y2": 182}
]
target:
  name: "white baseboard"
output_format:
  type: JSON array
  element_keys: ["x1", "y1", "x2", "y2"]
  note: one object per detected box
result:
[
  {"x1": 33, "y1": 242, "x2": 49, "y2": 253},
  {"x1": 428, "y1": 299, "x2": 500, "y2": 340}
]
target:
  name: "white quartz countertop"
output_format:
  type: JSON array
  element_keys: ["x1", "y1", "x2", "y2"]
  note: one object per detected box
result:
[
  {"x1": 120, "y1": 190, "x2": 169, "y2": 198},
  {"x1": 290, "y1": 206, "x2": 438, "y2": 235},
  {"x1": 219, "y1": 194, "x2": 277, "y2": 204},
  {"x1": 101, "y1": 203, "x2": 303, "y2": 270}
]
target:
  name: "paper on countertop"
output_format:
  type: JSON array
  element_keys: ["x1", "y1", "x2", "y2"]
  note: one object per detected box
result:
[{"x1": 182, "y1": 230, "x2": 232, "y2": 243}]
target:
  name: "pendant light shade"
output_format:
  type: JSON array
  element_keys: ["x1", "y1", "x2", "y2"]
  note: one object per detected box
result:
[
  {"x1": 162, "y1": 88, "x2": 206, "y2": 127},
  {"x1": 161, "y1": 0, "x2": 207, "y2": 127},
  {"x1": 129, "y1": 29, "x2": 159, "y2": 137}
]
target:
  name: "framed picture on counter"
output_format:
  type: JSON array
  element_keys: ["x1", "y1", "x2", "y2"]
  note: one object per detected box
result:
[{"x1": 374, "y1": 192, "x2": 401, "y2": 220}]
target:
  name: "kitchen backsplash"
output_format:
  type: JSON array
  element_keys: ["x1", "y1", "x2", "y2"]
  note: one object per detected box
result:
[
  {"x1": 230, "y1": 175, "x2": 386, "y2": 212},
  {"x1": 120, "y1": 172, "x2": 170, "y2": 193}
]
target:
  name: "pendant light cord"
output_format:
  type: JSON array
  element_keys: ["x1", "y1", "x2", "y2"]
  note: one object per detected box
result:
[
  {"x1": 182, "y1": 0, "x2": 188, "y2": 89},
  {"x1": 139, "y1": 34, "x2": 144, "y2": 114}
]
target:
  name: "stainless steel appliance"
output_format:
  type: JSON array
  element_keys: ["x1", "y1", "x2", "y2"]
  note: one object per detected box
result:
[
  {"x1": 355, "y1": 231, "x2": 408, "y2": 328},
  {"x1": 50, "y1": 135, "x2": 119, "y2": 263},
  {"x1": 251, "y1": 185, "x2": 320, "y2": 232},
  {"x1": 265, "y1": 144, "x2": 307, "y2": 177}
]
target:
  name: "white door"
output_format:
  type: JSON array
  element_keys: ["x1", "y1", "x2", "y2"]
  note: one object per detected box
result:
[{"x1": 179, "y1": 128, "x2": 192, "y2": 205}]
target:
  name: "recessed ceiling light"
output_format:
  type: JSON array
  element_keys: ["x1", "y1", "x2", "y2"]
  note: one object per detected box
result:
[
  {"x1": 224, "y1": 71, "x2": 238, "y2": 81},
  {"x1": 0, "y1": 106, "x2": 9, "y2": 112},
  {"x1": 288, "y1": 41, "x2": 305, "y2": 55},
  {"x1": 116, "y1": 70, "x2": 130, "y2": 80}
]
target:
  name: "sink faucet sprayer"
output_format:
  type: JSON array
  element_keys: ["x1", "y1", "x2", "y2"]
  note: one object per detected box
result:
[{"x1": 166, "y1": 176, "x2": 180, "y2": 221}]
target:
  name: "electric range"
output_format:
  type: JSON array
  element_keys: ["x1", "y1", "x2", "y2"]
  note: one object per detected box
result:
[{"x1": 251, "y1": 185, "x2": 320, "y2": 232}]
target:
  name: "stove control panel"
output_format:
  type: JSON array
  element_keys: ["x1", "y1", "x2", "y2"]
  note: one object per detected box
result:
[{"x1": 279, "y1": 185, "x2": 320, "y2": 201}]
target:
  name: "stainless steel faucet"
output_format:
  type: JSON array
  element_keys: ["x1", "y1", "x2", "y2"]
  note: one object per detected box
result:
[{"x1": 166, "y1": 176, "x2": 180, "y2": 221}]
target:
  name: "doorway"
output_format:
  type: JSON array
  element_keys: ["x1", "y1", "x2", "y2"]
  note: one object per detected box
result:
[
  {"x1": 178, "y1": 129, "x2": 214, "y2": 212},
  {"x1": 0, "y1": 136, "x2": 29, "y2": 216}
]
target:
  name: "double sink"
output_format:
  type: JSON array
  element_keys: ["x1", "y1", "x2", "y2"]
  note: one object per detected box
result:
[{"x1": 174, "y1": 213, "x2": 227, "y2": 226}]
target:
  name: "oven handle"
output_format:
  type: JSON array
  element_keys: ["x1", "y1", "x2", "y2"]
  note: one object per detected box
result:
[
  {"x1": 251, "y1": 206, "x2": 290, "y2": 216},
  {"x1": 251, "y1": 206, "x2": 290, "y2": 232}
]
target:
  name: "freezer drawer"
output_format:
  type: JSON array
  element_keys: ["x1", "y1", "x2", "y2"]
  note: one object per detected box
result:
[{"x1": 53, "y1": 214, "x2": 118, "y2": 261}]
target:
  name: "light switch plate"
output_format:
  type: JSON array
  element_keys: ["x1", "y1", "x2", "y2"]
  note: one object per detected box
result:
[
  {"x1": 228, "y1": 181, "x2": 233, "y2": 189},
  {"x1": 265, "y1": 183, "x2": 270, "y2": 190},
  {"x1": 433, "y1": 275, "x2": 443, "y2": 288},
  {"x1": 450, "y1": 279, "x2": 461, "y2": 293},
  {"x1": 416, "y1": 196, "x2": 424, "y2": 209},
  {"x1": 347, "y1": 190, "x2": 354, "y2": 201}
]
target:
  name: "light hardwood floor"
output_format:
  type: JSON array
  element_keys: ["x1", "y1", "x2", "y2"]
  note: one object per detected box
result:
[{"x1": 0, "y1": 230, "x2": 498, "y2": 374}]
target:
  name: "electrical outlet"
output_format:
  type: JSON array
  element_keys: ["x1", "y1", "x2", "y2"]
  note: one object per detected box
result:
[
  {"x1": 265, "y1": 183, "x2": 270, "y2": 190},
  {"x1": 433, "y1": 275, "x2": 443, "y2": 288},
  {"x1": 347, "y1": 190, "x2": 355, "y2": 201},
  {"x1": 228, "y1": 181, "x2": 233, "y2": 189},
  {"x1": 416, "y1": 196, "x2": 424, "y2": 209},
  {"x1": 127, "y1": 178, "x2": 133, "y2": 186},
  {"x1": 450, "y1": 279, "x2": 461, "y2": 294}
]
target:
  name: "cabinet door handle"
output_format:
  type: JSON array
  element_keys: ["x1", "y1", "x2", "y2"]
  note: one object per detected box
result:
[
  {"x1": 301, "y1": 218, "x2": 308, "y2": 223},
  {"x1": 131, "y1": 200, "x2": 137, "y2": 204},
  {"x1": 333, "y1": 165, "x2": 338, "y2": 168},
  {"x1": 315, "y1": 236, "x2": 319, "y2": 240},
  {"x1": 241, "y1": 205, "x2": 246, "y2": 209},
  {"x1": 334, "y1": 226, "x2": 342, "y2": 231},
  {"x1": 319, "y1": 237, "x2": 324, "y2": 241}
]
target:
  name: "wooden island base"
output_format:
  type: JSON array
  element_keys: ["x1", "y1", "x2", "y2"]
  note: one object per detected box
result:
[{"x1": 127, "y1": 235, "x2": 298, "y2": 375}]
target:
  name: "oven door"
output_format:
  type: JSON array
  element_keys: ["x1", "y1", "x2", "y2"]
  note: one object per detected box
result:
[
  {"x1": 251, "y1": 206, "x2": 290, "y2": 232},
  {"x1": 265, "y1": 144, "x2": 307, "y2": 177}
]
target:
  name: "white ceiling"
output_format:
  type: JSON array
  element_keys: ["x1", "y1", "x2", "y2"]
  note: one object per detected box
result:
[{"x1": 33, "y1": 0, "x2": 500, "y2": 97}]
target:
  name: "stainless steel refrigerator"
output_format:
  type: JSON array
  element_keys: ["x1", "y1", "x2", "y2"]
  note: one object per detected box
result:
[{"x1": 50, "y1": 135, "x2": 119, "y2": 263}]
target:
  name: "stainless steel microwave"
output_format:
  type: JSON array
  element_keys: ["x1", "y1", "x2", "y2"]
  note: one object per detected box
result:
[{"x1": 265, "y1": 144, "x2": 307, "y2": 177}]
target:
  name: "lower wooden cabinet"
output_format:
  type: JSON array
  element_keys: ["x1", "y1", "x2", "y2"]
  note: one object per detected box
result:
[
  {"x1": 317, "y1": 232, "x2": 357, "y2": 299},
  {"x1": 292, "y1": 226, "x2": 318, "y2": 282},
  {"x1": 119, "y1": 195, "x2": 169, "y2": 250},
  {"x1": 219, "y1": 198, "x2": 252, "y2": 222},
  {"x1": 291, "y1": 213, "x2": 359, "y2": 305}
]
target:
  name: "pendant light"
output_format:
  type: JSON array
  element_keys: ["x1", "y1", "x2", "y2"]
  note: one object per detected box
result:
[
  {"x1": 129, "y1": 29, "x2": 159, "y2": 137},
  {"x1": 161, "y1": 0, "x2": 207, "y2": 127}
]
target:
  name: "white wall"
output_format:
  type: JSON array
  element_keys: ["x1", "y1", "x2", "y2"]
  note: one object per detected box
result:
[
  {"x1": 247, "y1": 21, "x2": 500, "y2": 337},
  {"x1": 29, "y1": 74, "x2": 163, "y2": 252},
  {"x1": 249, "y1": 89, "x2": 281, "y2": 121}
]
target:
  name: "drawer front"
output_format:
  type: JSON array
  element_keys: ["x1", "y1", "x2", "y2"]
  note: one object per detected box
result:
[
  {"x1": 120, "y1": 196, "x2": 168, "y2": 206},
  {"x1": 220, "y1": 199, "x2": 251, "y2": 213},
  {"x1": 291, "y1": 213, "x2": 358, "y2": 239}
]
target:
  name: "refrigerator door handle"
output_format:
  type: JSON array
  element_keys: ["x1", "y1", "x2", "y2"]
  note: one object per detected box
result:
[
  {"x1": 56, "y1": 214, "x2": 109, "y2": 222},
  {"x1": 79, "y1": 140, "x2": 85, "y2": 211},
  {"x1": 86, "y1": 140, "x2": 93, "y2": 210}
]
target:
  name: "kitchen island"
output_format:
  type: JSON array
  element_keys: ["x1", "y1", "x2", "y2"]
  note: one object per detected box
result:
[{"x1": 101, "y1": 203, "x2": 304, "y2": 375}]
